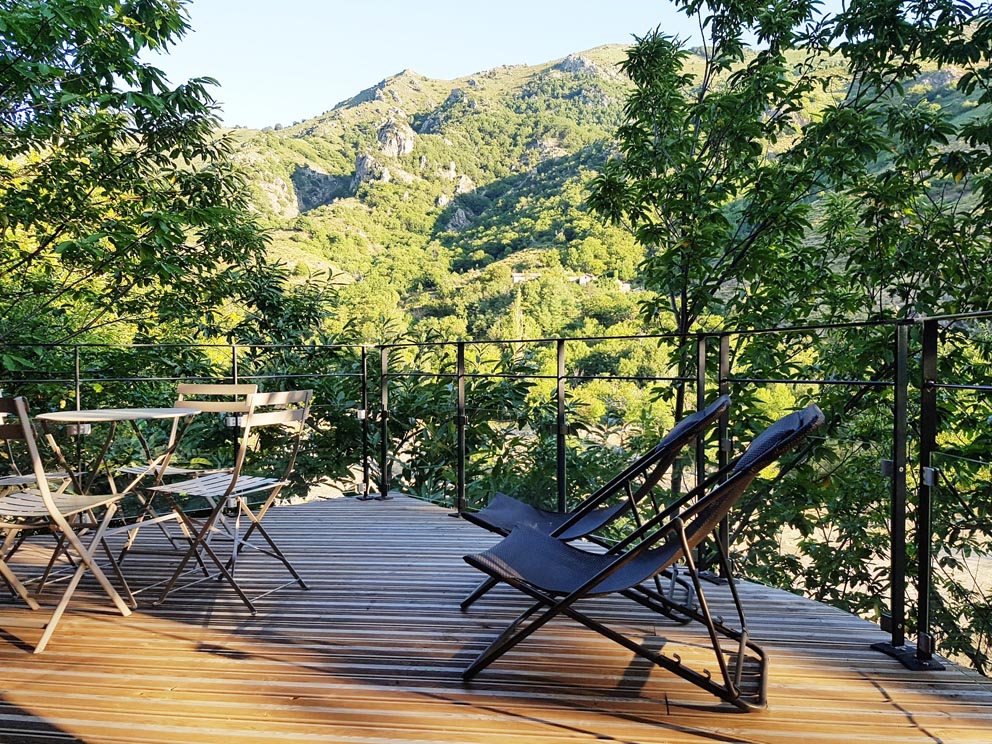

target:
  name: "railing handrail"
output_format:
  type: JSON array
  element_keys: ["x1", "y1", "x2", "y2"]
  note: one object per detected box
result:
[{"x1": 7, "y1": 313, "x2": 992, "y2": 670}]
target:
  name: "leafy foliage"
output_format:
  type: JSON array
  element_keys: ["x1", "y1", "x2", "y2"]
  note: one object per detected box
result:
[
  {"x1": 0, "y1": 0, "x2": 274, "y2": 346},
  {"x1": 584, "y1": 0, "x2": 992, "y2": 673}
]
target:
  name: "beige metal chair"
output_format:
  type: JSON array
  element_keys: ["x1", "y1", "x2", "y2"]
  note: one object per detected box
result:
[
  {"x1": 117, "y1": 383, "x2": 258, "y2": 557},
  {"x1": 148, "y1": 389, "x2": 313, "y2": 613},
  {"x1": 0, "y1": 396, "x2": 131, "y2": 653}
]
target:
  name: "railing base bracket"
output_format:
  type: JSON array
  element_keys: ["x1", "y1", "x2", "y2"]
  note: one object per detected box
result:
[{"x1": 871, "y1": 642, "x2": 946, "y2": 671}]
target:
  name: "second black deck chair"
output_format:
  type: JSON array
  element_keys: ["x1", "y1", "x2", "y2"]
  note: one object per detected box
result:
[
  {"x1": 459, "y1": 395, "x2": 731, "y2": 610},
  {"x1": 462, "y1": 404, "x2": 824, "y2": 711}
]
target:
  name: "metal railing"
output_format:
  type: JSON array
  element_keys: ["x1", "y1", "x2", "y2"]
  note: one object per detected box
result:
[{"x1": 3, "y1": 313, "x2": 992, "y2": 672}]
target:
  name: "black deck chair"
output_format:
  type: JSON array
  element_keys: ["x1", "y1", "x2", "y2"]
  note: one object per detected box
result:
[
  {"x1": 459, "y1": 395, "x2": 731, "y2": 611},
  {"x1": 461, "y1": 404, "x2": 825, "y2": 711}
]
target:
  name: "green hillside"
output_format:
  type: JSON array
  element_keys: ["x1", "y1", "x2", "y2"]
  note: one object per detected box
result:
[
  {"x1": 229, "y1": 46, "x2": 659, "y2": 342},
  {"x1": 230, "y1": 43, "x2": 976, "y2": 343}
]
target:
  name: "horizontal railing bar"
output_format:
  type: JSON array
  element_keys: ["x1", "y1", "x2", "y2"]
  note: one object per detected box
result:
[
  {"x1": 919, "y1": 310, "x2": 992, "y2": 323},
  {"x1": 931, "y1": 452, "x2": 992, "y2": 467},
  {"x1": 381, "y1": 371, "x2": 695, "y2": 384},
  {"x1": 728, "y1": 377, "x2": 892, "y2": 388},
  {"x1": 3, "y1": 373, "x2": 358, "y2": 385},
  {"x1": 722, "y1": 318, "x2": 906, "y2": 338},
  {"x1": 567, "y1": 374, "x2": 691, "y2": 384},
  {"x1": 930, "y1": 382, "x2": 992, "y2": 393}
]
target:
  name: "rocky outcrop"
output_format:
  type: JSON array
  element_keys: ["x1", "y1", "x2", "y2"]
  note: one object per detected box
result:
[
  {"x1": 290, "y1": 165, "x2": 351, "y2": 213},
  {"x1": 378, "y1": 120, "x2": 416, "y2": 158},
  {"x1": 352, "y1": 153, "x2": 391, "y2": 190},
  {"x1": 416, "y1": 89, "x2": 466, "y2": 134},
  {"x1": 556, "y1": 55, "x2": 599, "y2": 75},
  {"x1": 446, "y1": 207, "x2": 473, "y2": 232}
]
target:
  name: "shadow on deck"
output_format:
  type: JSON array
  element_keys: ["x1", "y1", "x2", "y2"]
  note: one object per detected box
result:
[{"x1": 1, "y1": 495, "x2": 991, "y2": 743}]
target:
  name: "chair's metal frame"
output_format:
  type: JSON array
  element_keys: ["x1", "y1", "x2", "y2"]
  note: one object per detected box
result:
[
  {"x1": 146, "y1": 389, "x2": 313, "y2": 613},
  {"x1": 0, "y1": 396, "x2": 131, "y2": 653},
  {"x1": 462, "y1": 405, "x2": 825, "y2": 711},
  {"x1": 459, "y1": 395, "x2": 731, "y2": 612},
  {"x1": 117, "y1": 383, "x2": 259, "y2": 558}
]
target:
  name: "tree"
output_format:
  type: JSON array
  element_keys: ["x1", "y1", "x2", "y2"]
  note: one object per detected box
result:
[
  {"x1": 589, "y1": 0, "x2": 992, "y2": 669},
  {"x1": 0, "y1": 0, "x2": 270, "y2": 347},
  {"x1": 587, "y1": 0, "x2": 991, "y2": 399}
]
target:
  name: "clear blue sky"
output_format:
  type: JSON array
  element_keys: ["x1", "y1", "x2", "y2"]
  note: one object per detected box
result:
[{"x1": 151, "y1": 0, "x2": 696, "y2": 129}]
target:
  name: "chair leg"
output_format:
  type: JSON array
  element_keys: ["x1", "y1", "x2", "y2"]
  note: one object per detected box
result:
[
  {"x1": 0, "y1": 559, "x2": 40, "y2": 610},
  {"x1": 460, "y1": 576, "x2": 499, "y2": 611},
  {"x1": 101, "y1": 538, "x2": 135, "y2": 609},
  {"x1": 464, "y1": 597, "x2": 552, "y2": 681},
  {"x1": 226, "y1": 498, "x2": 308, "y2": 589},
  {"x1": 155, "y1": 502, "x2": 257, "y2": 614},
  {"x1": 35, "y1": 505, "x2": 131, "y2": 653}
]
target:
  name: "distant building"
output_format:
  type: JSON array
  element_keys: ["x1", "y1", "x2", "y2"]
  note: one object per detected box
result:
[{"x1": 567, "y1": 273, "x2": 596, "y2": 286}]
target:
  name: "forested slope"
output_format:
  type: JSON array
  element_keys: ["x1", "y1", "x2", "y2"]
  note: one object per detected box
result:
[{"x1": 231, "y1": 42, "x2": 979, "y2": 344}]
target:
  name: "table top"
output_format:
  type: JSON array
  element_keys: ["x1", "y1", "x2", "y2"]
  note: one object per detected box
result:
[{"x1": 36, "y1": 407, "x2": 202, "y2": 424}]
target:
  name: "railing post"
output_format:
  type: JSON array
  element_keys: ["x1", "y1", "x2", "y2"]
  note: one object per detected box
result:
[
  {"x1": 358, "y1": 346, "x2": 372, "y2": 500},
  {"x1": 718, "y1": 334, "x2": 731, "y2": 474},
  {"x1": 556, "y1": 338, "x2": 567, "y2": 513},
  {"x1": 74, "y1": 345, "x2": 81, "y2": 410},
  {"x1": 695, "y1": 335, "x2": 713, "y2": 571},
  {"x1": 872, "y1": 322, "x2": 912, "y2": 663},
  {"x1": 231, "y1": 345, "x2": 239, "y2": 384},
  {"x1": 718, "y1": 334, "x2": 732, "y2": 561},
  {"x1": 915, "y1": 319, "x2": 943, "y2": 668},
  {"x1": 874, "y1": 321, "x2": 944, "y2": 670},
  {"x1": 696, "y1": 335, "x2": 707, "y2": 491},
  {"x1": 379, "y1": 345, "x2": 391, "y2": 500},
  {"x1": 891, "y1": 322, "x2": 909, "y2": 649},
  {"x1": 456, "y1": 341, "x2": 467, "y2": 513}
]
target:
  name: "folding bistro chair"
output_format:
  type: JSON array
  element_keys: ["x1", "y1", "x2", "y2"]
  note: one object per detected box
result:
[
  {"x1": 459, "y1": 395, "x2": 731, "y2": 610},
  {"x1": 117, "y1": 383, "x2": 258, "y2": 558},
  {"x1": 462, "y1": 404, "x2": 824, "y2": 711},
  {"x1": 147, "y1": 389, "x2": 313, "y2": 613},
  {"x1": 0, "y1": 396, "x2": 131, "y2": 653}
]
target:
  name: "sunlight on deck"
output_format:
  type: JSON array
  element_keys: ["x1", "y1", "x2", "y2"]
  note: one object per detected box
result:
[{"x1": 0, "y1": 495, "x2": 990, "y2": 743}]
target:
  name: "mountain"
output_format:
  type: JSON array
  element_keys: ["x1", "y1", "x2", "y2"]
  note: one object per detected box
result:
[
  {"x1": 228, "y1": 45, "x2": 652, "y2": 341},
  {"x1": 227, "y1": 44, "x2": 975, "y2": 343}
]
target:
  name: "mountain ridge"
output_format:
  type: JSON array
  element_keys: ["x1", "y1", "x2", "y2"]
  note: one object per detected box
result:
[{"x1": 228, "y1": 42, "x2": 971, "y2": 342}]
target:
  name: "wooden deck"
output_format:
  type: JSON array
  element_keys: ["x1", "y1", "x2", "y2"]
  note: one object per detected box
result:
[{"x1": 1, "y1": 494, "x2": 991, "y2": 743}]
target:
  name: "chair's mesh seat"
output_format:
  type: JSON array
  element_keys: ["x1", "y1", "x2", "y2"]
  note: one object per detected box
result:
[
  {"x1": 467, "y1": 404, "x2": 826, "y2": 599},
  {"x1": 467, "y1": 524, "x2": 679, "y2": 597},
  {"x1": 735, "y1": 406, "x2": 822, "y2": 473},
  {"x1": 471, "y1": 492, "x2": 627, "y2": 539}
]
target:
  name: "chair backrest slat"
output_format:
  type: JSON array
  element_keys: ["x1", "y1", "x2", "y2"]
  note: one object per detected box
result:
[
  {"x1": 0, "y1": 422, "x2": 27, "y2": 441},
  {"x1": 175, "y1": 383, "x2": 258, "y2": 413},
  {"x1": 250, "y1": 390, "x2": 312, "y2": 407},
  {"x1": 247, "y1": 408, "x2": 307, "y2": 428}
]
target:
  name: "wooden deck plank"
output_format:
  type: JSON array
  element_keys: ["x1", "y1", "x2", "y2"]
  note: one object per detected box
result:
[{"x1": 0, "y1": 495, "x2": 990, "y2": 743}]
